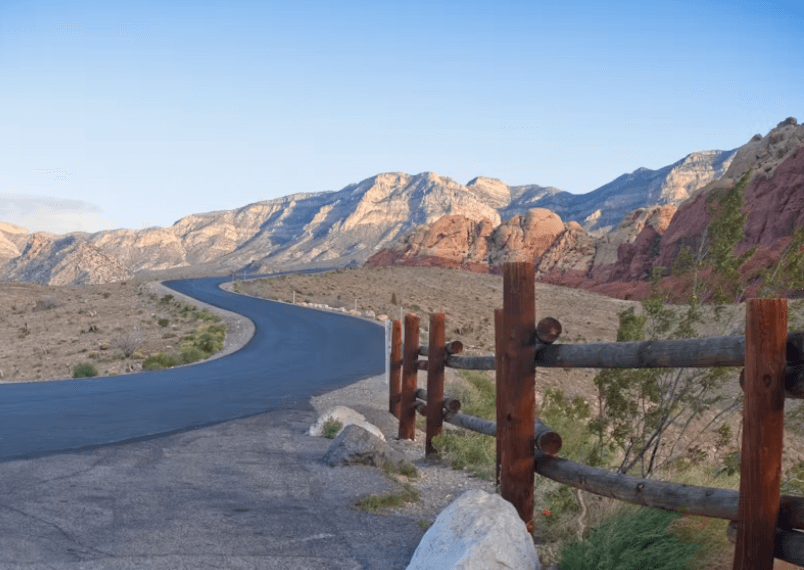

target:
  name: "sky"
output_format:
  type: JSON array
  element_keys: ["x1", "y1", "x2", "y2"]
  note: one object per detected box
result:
[{"x1": 0, "y1": 0, "x2": 802, "y2": 235}]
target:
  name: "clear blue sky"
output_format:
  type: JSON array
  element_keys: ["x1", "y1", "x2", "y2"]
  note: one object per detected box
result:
[{"x1": 1, "y1": 0, "x2": 802, "y2": 234}]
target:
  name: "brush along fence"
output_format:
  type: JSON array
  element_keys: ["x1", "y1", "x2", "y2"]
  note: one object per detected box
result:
[{"x1": 387, "y1": 261, "x2": 804, "y2": 570}]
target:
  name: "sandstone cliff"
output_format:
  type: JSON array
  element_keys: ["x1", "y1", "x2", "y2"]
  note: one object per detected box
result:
[
  {"x1": 0, "y1": 124, "x2": 772, "y2": 287},
  {"x1": 367, "y1": 119, "x2": 804, "y2": 301}
]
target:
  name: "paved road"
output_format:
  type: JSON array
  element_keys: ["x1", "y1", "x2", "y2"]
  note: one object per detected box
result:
[
  {"x1": 0, "y1": 277, "x2": 424, "y2": 569},
  {"x1": 0, "y1": 276, "x2": 385, "y2": 461}
]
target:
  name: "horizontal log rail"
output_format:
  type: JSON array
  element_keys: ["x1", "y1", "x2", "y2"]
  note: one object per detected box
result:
[
  {"x1": 726, "y1": 522, "x2": 804, "y2": 567},
  {"x1": 532, "y1": 450, "x2": 804, "y2": 529},
  {"x1": 536, "y1": 335, "x2": 745, "y2": 368},
  {"x1": 440, "y1": 410, "x2": 562, "y2": 457},
  {"x1": 415, "y1": 389, "x2": 462, "y2": 414},
  {"x1": 387, "y1": 265, "x2": 804, "y2": 568},
  {"x1": 419, "y1": 340, "x2": 464, "y2": 357}
]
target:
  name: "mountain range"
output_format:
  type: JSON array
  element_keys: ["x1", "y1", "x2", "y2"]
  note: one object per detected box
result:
[{"x1": 0, "y1": 118, "x2": 801, "y2": 295}]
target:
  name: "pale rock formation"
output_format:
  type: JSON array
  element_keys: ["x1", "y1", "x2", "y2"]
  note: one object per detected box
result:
[
  {"x1": 3, "y1": 233, "x2": 132, "y2": 285},
  {"x1": 321, "y1": 424, "x2": 406, "y2": 468},
  {"x1": 309, "y1": 406, "x2": 386, "y2": 441},
  {"x1": 490, "y1": 209, "x2": 565, "y2": 265},
  {"x1": 465, "y1": 176, "x2": 511, "y2": 209},
  {"x1": 406, "y1": 489, "x2": 540, "y2": 570}
]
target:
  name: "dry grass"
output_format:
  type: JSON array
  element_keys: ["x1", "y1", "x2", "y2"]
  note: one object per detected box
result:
[{"x1": 0, "y1": 280, "x2": 218, "y2": 383}]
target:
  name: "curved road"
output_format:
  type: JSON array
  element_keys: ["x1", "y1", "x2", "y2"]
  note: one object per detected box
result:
[{"x1": 0, "y1": 276, "x2": 385, "y2": 461}]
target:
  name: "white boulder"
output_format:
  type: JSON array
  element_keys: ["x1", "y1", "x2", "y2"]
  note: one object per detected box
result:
[
  {"x1": 308, "y1": 405, "x2": 386, "y2": 441},
  {"x1": 406, "y1": 490, "x2": 540, "y2": 570}
]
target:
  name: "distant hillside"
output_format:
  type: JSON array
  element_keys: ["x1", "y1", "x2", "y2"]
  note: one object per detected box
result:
[
  {"x1": 0, "y1": 134, "x2": 748, "y2": 286},
  {"x1": 367, "y1": 118, "x2": 804, "y2": 301}
]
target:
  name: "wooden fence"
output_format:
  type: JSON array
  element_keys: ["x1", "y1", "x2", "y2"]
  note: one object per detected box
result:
[{"x1": 387, "y1": 261, "x2": 804, "y2": 570}]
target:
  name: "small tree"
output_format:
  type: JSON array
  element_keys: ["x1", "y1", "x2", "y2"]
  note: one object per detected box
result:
[
  {"x1": 111, "y1": 328, "x2": 144, "y2": 358},
  {"x1": 589, "y1": 174, "x2": 760, "y2": 477}
]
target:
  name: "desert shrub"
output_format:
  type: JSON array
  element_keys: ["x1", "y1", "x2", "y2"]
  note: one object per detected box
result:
[
  {"x1": 33, "y1": 298, "x2": 60, "y2": 311},
  {"x1": 111, "y1": 329, "x2": 143, "y2": 358},
  {"x1": 157, "y1": 318, "x2": 170, "y2": 328},
  {"x1": 196, "y1": 309, "x2": 221, "y2": 322},
  {"x1": 180, "y1": 346, "x2": 207, "y2": 364},
  {"x1": 322, "y1": 418, "x2": 343, "y2": 439},
  {"x1": 558, "y1": 507, "x2": 699, "y2": 570},
  {"x1": 159, "y1": 294, "x2": 174, "y2": 304},
  {"x1": 72, "y1": 362, "x2": 99, "y2": 378},
  {"x1": 142, "y1": 352, "x2": 179, "y2": 371},
  {"x1": 194, "y1": 325, "x2": 225, "y2": 354}
]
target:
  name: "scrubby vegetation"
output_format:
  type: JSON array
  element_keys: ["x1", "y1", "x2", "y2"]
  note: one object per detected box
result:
[
  {"x1": 72, "y1": 362, "x2": 99, "y2": 378},
  {"x1": 142, "y1": 322, "x2": 225, "y2": 370}
]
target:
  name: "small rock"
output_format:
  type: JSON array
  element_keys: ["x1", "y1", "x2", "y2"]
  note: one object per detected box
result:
[
  {"x1": 308, "y1": 405, "x2": 386, "y2": 441},
  {"x1": 322, "y1": 424, "x2": 406, "y2": 468}
]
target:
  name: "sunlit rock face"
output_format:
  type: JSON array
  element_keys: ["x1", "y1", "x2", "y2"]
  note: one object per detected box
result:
[{"x1": 0, "y1": 123, "x2": 775, "y2": 288}]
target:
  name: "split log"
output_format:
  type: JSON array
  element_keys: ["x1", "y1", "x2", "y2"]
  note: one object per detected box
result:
[
  {"x1": 442, "y1": 411, "x2": 562, "y2": 456},
  {"x1": 444, "y1": 354, "x2": 496, "y2": 370},
  {"x1": 415, "y1": 389, "x2": 461, "y2": 414},
  {"x1": 533, "y1": 451, "x2": 804, "y2": 529},
  {"x1": 535, "y1": 335, "x2": 745, "y2": 369},
  {"x1": 419, "y1": 340, "x2": 464, "y2": 356},
  {"x1": 536, "y1": 317, "x2": 562, "y2": 344}
]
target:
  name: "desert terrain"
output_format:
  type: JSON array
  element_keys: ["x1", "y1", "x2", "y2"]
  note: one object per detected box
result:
[
  {"x1": 0, "y1": 278, "x2": 228, "y2": 383},
  {"x1": 233, "y1": 265, "x2": 804, "y2": 472}
]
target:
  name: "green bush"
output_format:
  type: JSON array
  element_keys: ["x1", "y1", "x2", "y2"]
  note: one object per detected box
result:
[
  {"x1": 558, "y1": 508, "x2": 699, "y2": 570},
  {"x1": 195, "y1": 325, "x2": 225, "y2": 354},
  {"x1": 180, "y1": 346, "x2": 208, "y2": 365},
  {"x1": 197, "y1": 309, "x2": 221, "y2": 322},
  {"x1": 72, "y1": 362, "x2": 99, "y2": 378},
  {"x1": 157, "y1": 318, "x2": 170, "y2": 328},
  {"x1": 323, "y1": 418, "x2": 343, "y2": 439},
  {"x1": 142, "y1": 352, "x2": 179, "y2": 371}
]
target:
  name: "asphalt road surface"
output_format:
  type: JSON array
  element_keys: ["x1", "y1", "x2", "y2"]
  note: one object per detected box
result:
[
  {"x1": 0, "y1": 277, "x2": 425, "y2": 569},
  {"x1": 0, "y1": 276, "x2": 385, "y2": 461}
]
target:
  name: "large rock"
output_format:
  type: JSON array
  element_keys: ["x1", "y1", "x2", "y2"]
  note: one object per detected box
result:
[
  {"x1": 322, "y1": 424, "x2": 406, "y2": 468},
  {"x1": 309, "y1": 405, "x2": 386, "y2": 441},
  {"x1": 406, "y1": 490, "x2": 540, "y2": 570}
]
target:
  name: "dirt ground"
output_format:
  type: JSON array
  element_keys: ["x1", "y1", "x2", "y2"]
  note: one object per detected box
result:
[
  {"x1": 0, "y1": 278, "x2": 216, "y2": 383},
  {"x1": 235, "y1": 266, "x2": 642, "y2": 403},
  {"x1": 234, "y1": 266, "x2": 804, "y2": 473}
]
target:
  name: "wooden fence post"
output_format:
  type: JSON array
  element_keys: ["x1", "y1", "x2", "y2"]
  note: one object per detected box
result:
[
  {"x1": 399, "y1": 313, "x2": 420, "y2": 440},
  {"x1": 389, "y1": 320, "x2": 402, "y2": 418},
  {"x1": 495, "y1": 308, "x2": 504, "y2": 488},
  {"x1": 501, "y1": 262, "x2": 536, "y2": 534},
  {"x1": 426, "y1": 313, "x2": 446, "y2": 456},
  {"x1": 734, "y1": 298, "x2": 787, "y2": 570}
]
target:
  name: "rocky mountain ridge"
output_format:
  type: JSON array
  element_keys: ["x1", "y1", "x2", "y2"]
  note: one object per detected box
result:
[
  {"x1": 367, "y1": 118, "x2": 804, "y2": 300},
  {"x1": 0, "y1": 125, "x2": 777, "y2": 286}
]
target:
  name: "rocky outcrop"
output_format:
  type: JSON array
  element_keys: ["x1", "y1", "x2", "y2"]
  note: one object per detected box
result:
[
  {"x1": 406, "y1": 490, "x2": 540, "y2": 570},
  {"x1": 500, "y1": 149, "x2": 735, "y2": 234},
  {"x1": 321, "y1": 424, "x2": 406, "y2": 468},
  {"x1": 0, "y1": 222, "x2": 28, "y2": 262},
  {"x1": 365, "y1": 209, "x2": 568, "y2": 273},
  {"x1": 369, "y1": 120, "x2": 804, "y2": 301},
  {"x1": 3, "y1": 233, "x2": 133, "y2": 285},
  {"x1": 0, "y1": 124, "x2": 774, "y2": 286}
]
